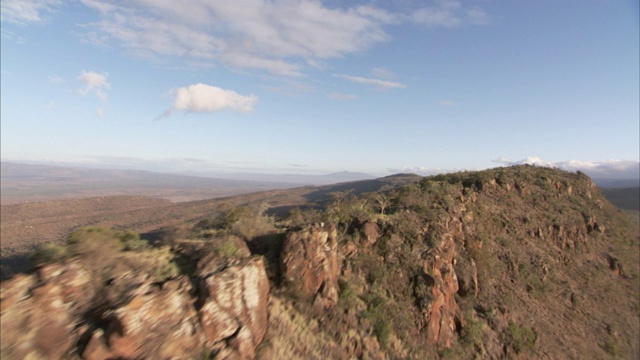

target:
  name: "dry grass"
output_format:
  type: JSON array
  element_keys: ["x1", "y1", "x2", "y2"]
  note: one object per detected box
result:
[{"x1": 256, "y1": 297, "x2": 341, "y2": 360}]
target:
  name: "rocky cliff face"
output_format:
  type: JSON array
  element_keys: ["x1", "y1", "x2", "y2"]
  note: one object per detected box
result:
[
  {"x1": 280, "y1": 223, "x2": 340, "y2": 308},
  {"x1": 1, "y1": 253, "x2": 269, "y2": 359}
]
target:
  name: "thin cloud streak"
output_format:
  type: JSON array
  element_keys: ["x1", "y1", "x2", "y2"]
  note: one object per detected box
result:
[
  {"x1": 328, "y1": 92, "x2": 358, "y2": 100},
  {"x1": 338, "y1": 74, "x2": 406, "y2": 89},
  {"x1": 0, "y1": 0, "x2": 61, "y2": 25},
  {"x1": 74, "y1": 0, "x2": 489, "y2": 77}
]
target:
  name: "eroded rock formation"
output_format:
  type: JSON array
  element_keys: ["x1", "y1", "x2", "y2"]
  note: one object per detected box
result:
[
  {"x1": 280, "y1": 223, "x2": 340, "y2": 308},
  {"x1": 1, "y1": 255, "x2": 270, "y2": 359}
]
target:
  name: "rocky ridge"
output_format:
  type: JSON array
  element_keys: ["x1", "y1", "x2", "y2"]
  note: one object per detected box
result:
[{"x1": 1, "y1": 238, "x2": 269, "y2": 359}]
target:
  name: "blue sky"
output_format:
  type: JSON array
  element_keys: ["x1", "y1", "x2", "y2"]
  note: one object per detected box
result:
[{"x1": 1, "y1": 0, "x2": 639, "y2": 178}]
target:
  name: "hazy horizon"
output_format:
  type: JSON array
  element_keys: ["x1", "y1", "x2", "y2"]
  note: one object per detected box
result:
[{"x1": 2, "y1": 157, "x2": 639, "y2": 181}]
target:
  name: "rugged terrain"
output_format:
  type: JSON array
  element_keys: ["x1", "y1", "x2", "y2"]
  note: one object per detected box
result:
[{"x1": 1, "y1": 166, "x2": 638, "y2": 359}]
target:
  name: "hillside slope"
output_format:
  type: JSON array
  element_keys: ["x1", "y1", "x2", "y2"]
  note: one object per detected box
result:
[
  {"x1": 1, "y1": 166, "x2": 638, "y2": 359},
  {"x1": 259, "y1": 165, "x2": 639, "y2": 359}
]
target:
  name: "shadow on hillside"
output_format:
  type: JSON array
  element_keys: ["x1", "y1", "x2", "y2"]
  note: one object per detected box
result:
[
  {"x1": 1, "y1": 253, "x2": 31, "y2": 281},
  {"x1": 140, "y1": 229, "x2": 169, "y2": 246},
  {"x1": 303, "y1": 179, "x2": 387, "y2": 204}
]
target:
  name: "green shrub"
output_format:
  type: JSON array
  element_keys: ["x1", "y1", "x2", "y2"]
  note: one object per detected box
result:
[
  {"x1": 31, "y1": 227, "x2": 148, "y2": 266},
  {"x1": 603, "y1": 341, "x2": 620, "y2": 356},
  {"x1": 374, "y1": 319, "x2": 392, "y2": 347},
  {"x1": 156, "y1": 261, "x2": 181, "y2": 281},
  {"x1": 66, "y1": 226, "x2": 147, "y2": 254},
  {"x1": 214, "y1": 240, "x2": 241, "y2": 258},
  {"x1": 119, "y1": 230, "x2": 148, "y2": 250},
  {"x1": 505, "y1": 323, "x2": 537, "y2": 353},
  {"x1": 338, "y1": 279, "x2": 356, "y2": 304},
  {"x1": 460, "y1": 311, "x2": 484, "y2": 347},
  {"x1": 30, "y1": 243, "x2": 68, "y2": 265}
]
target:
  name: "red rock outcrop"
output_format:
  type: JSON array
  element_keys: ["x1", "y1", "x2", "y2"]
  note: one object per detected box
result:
[
  {"x1": 1, "y1": 254, "x2": 270, "y2": 359},
  {"x1": 82, "y1": 277, "x2": 206, "y2": 359},
  {"x1": 1, "y1": 261, "x2": 93, "y2": 359},
  {"x1": 280, "y1": 223, "x2": 340, "y2": 308},
  {"x1": 422, "y1": 233, "x2": 460, "y2": 348},
  {"x1": 197, "y1": 257, "x2": 270, "y2": 359}
]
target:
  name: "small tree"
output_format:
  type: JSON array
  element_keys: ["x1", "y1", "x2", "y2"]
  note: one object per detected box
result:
[{"x1": 375, "y1": 193, "x2": 392, "y2": 216}]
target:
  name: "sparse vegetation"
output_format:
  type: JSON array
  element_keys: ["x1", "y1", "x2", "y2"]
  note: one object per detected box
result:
[
  {"x1": 504, "y1": 322, "x2": 537, "y2": 354},
  {"x1": 5, "y1": 165, "x2": 640, "y2": 359},
  {"x1": 30, "y1": 226, "x2": 149, "y2": 266}
]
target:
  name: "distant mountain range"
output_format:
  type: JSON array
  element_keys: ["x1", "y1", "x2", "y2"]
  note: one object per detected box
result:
[
  {"x1": 177, "y1": 169, "x2": 374, "y2": 185},
  {"x1": 0, "y1": 162, "x2": 374, "y2": 204},
  {"x1": 0, "y1": 162, "x2": 291, "y2": 203}
]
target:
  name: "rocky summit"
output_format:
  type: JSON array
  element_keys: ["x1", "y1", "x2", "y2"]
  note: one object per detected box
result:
[{"x1": 1, "y1": 165, "x2": 638, "y2": 359}]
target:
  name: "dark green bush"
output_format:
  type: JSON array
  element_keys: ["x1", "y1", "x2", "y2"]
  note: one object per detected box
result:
[{"x1": 505, "y1": 323, "x2": 537, "y2": 353}]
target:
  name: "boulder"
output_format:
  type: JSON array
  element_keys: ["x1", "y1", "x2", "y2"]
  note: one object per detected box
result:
[{"x1": 197, "y1": 257, "x2": 270, "y2": 359}]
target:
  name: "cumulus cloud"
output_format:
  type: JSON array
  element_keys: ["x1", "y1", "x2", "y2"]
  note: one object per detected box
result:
[
  {"x1": 76, "y1": 0, "x2": 489, "y2": 76},
  {"x1": 77, "y1": 70, "x2": 110, "y2": 116},
  {"x1": 160, "y1": 83, "x2": 257, "y2": 118},
  {"x1": 338, "y1": 74, "x2": 406, "y2": 89},
  {"x1": 78, "y1": 71, "x2": 110, "y2": 100},
  {"x1": 1, "y1": 0, "x2": 60, "y2": 25},
  {"x1": 493, "y1": 157, "x2": 640, "y2": 179}
]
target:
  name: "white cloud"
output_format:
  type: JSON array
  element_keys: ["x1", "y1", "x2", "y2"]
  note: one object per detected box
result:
[
  {"x1": 78, "y1": 71, "x2": 110, "y2": 96},
  {"x1": 76, "y1": 0, "x2": 489, "y2": 76},
  {"x1": 0, "y1": 0, "x2": 60, "y2": 25},
  {"x1": 328, "y1": 92, "x2": 358, "y2": 101},
  {"x1": 338, "y1": 74, "x2": 406, "y2": 89},
  {"x1": 77, "y1": 71, "x2": 110, "y2": 117},
  {"x1": 161, "y1": 83, "x2": 257, "y2": 118},
  {"x1": 1, "y1": 28, "x2": 25, "y2": 43},
  {"x1": 48, "y1": 75, "x2": 64, "y2": 84},
  {"x1": 493, "y1": 157, "x2": 640, "y2": 179},
  {"x1": 370, "y1": 67, "x2": 395, "y2": 80},
  {"x1": 410, "y1": 0, "x2": 490, "y2": 28},
  {"x1": 78, "y1": 0, "x2": 393, "y2": 76},
  {"x1": 466, "y1": 7, "x2": 491, "y2": 25}
]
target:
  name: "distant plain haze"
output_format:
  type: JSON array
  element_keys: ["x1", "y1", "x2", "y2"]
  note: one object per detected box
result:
[{"x1": 1, "y1": 1, "x2": 638, "y2": 179}]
